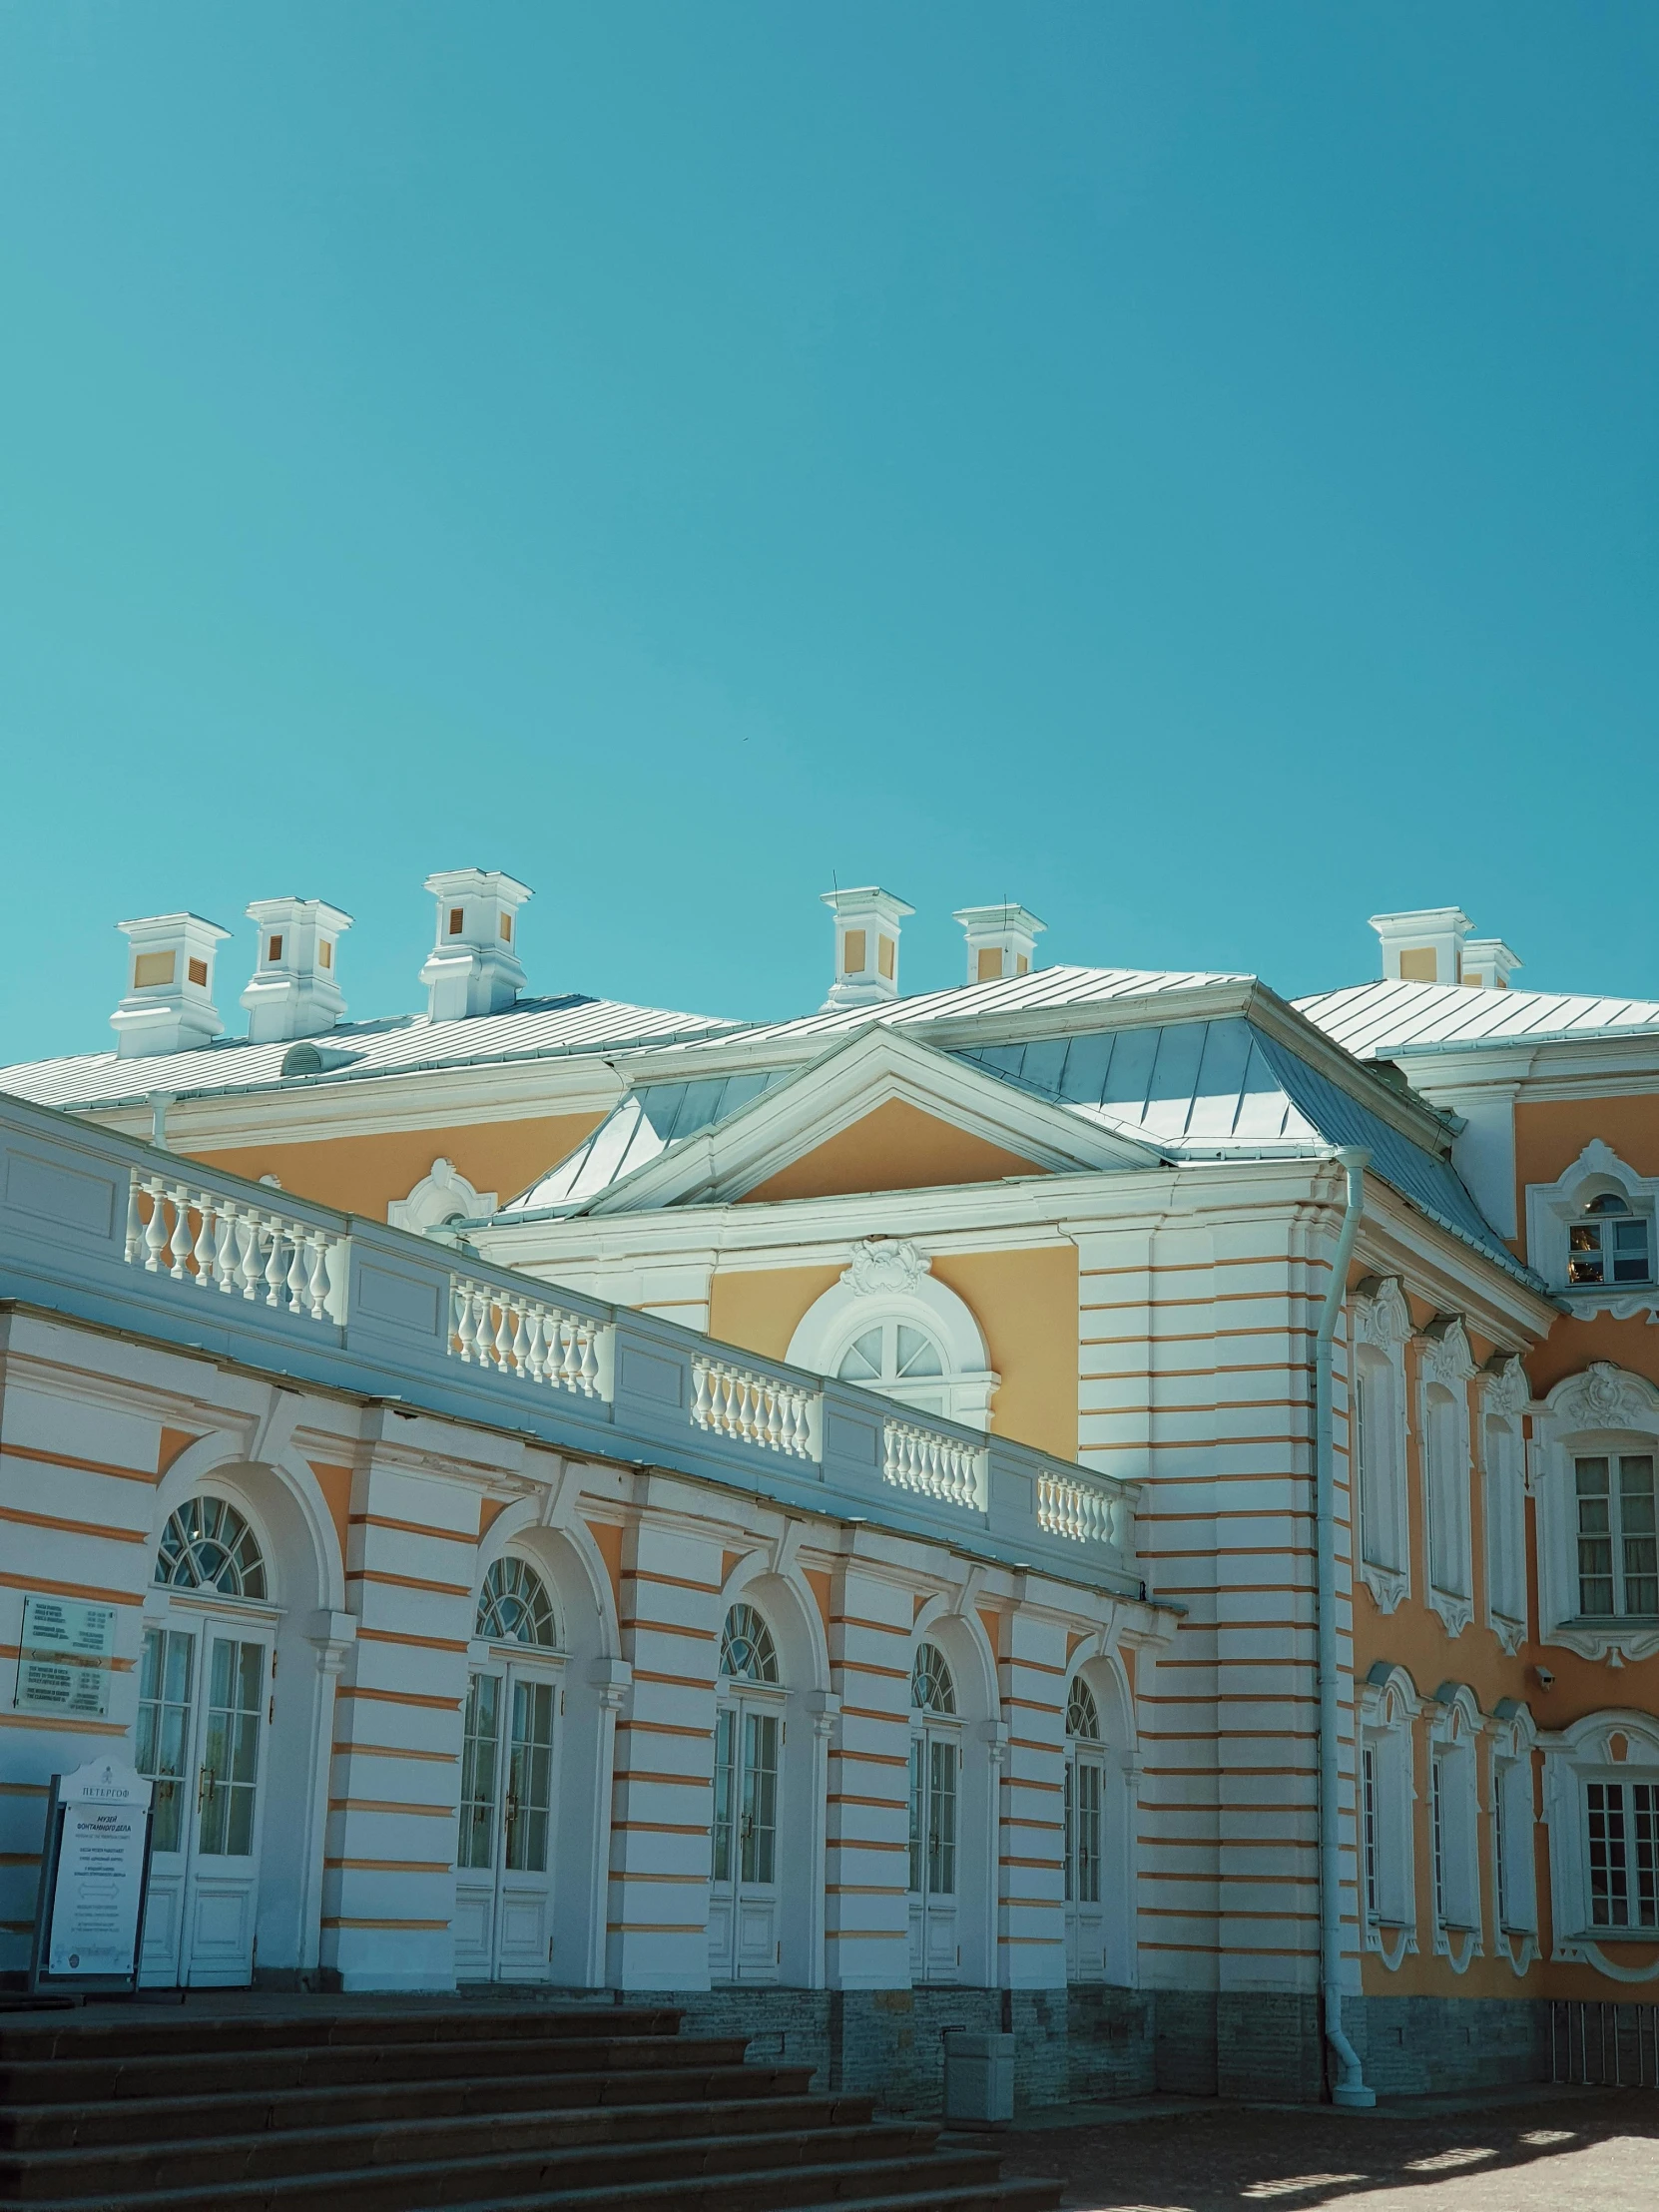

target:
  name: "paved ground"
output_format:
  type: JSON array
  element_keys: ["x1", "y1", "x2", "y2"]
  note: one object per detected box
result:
[{"x1": 990, "y1": 2088, "x2": 1659, "y2": 2211}]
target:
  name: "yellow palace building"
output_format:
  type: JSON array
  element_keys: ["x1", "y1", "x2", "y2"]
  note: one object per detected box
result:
[{"x1": 2, "y1": 872, "x2": 1657, "y2": 2106}]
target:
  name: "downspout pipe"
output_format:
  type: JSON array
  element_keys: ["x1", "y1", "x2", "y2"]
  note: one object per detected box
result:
[{"x1": 1316, "y1": 1146, "x2": 1376, "y2": 2109}]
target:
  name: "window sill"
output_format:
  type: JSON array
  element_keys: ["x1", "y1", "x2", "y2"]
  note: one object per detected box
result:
[
  {"x1": 1543, "y1": 1618, "x2": 1659, "y2": 1666},
  {"x1": 1556, "y1": 1285, "x2": 1659, "y2": 1322}
]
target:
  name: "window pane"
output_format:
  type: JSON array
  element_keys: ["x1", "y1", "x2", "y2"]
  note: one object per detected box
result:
[
  {"x1": 895, "y1": 1326, "x2": 943, "y2": 1380},
  {"x1": 837, "y1": 1331, "x2": 881, "y2": 1382},
  {"x1": 1635, "y1": 1784, "x2": 1659, "y2": 1931},
  {"x1": 1588, "y1": 1781, "x2": 1629, "y2": 1928},
  {"x1": 712, "y1": 1708, "x2": 735, "y2": 1887},
  {"x1": 1621, "y1": 1457, "x2": 1658, "y2": 1614},
  {"x1": 1578, "y1": 1458, "x2": 1615, "y2": 1613}
]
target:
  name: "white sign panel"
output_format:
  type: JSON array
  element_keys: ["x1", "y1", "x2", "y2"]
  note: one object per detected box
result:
[
  {"x1": 15, "y1": 1594, "x2": 118, "y2": 1718},
  {"x1": 45, "y1": 1760, "x2": 152, "y2": 1979}
]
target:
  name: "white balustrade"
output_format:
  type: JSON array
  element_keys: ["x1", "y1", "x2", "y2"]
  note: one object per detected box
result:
[
  {"x1": 449, "y1": 1274, "x2": 612, "y2": 1400},
  {"x1": 124, "y1": 1170, "x2": 342, "y2": 1323},
  {"x1": 1036, "y1": 1468, "x2": 1131, "y2": 1553},
  {"x1": 882, "y1": 1416, "x2": 985, "y2": 1513},
  {"x1": 691, "y1": 1357, "x2": 817, "y2": 1459}
]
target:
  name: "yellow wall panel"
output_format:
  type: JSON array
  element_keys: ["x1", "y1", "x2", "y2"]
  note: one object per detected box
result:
[
  {"x1": 188, "y1": 1112, "x2": 606, "y2": 1224},
  {"x1": 737, "y1": 1099, "x2": 1046, "y2": 1205}
]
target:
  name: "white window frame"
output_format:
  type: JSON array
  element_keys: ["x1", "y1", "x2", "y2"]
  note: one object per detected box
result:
[
  {"x1": 1358, "y1": 1663, "x2": 1419, "y2": 1970},
  {"x1": 1531, "y1": 1364, "x2": 1659, "y2": 1666},
  {"x1": 1417, "y1": 1318, "x2": 1475, "y2": 1639},
  {"x1": 1426, "y1": 1684, "x2": 1483, "y2": 1969},
  {"x1": 1526, "y1": 1140, "x2": 1659, "y2": 1321},
  {"x1": 1541, "y1": 1710, "x2": 1659, "y2": 1981},
  {"x1": 1479, "y1": 1356, "x2": 1530, "y2": 1655},
  {"x1": 1488, "y1": 1697, "x2": 1539, "y2": 1973},
  {"x1": 1351, "y1": 1276, "x2": 1411, "y2": 1615}
]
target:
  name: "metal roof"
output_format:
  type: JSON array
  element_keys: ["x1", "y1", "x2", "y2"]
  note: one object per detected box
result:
[
  {"x1": 1296, "y1": 979, "x2": 1659, "y2": 1061},
  {"x1": 0, "y1": 994, "x2": 739, "y2": 1112},
  {"x1": 0, "y1": 964, "x2": 1236, "y2": 1113}
]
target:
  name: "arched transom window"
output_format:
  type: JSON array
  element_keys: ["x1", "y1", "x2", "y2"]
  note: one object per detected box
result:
[
  {"x1": 839, "y1": 1322, "x2": 946, "y2": 1395},
  {"x1": 912, "y1": 1641, "x2": 956, "y2": 1716},
  {"x1": 475, "y1": 1556, "x2": 556, "y2": 1648},
  {"x1": 719, "y1": 1603, "x2": 780, "y2": 1684},
  {"x1": 1067, "y1": 1676, "x2": 1100, "y2": 1740},
  {"x1": 154, "y1": 1497, "x2": 267, "y2": 1599}
]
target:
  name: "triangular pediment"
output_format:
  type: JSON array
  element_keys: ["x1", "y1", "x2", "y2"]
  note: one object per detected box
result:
[
  {"x1": 578, "y1": 1025, "x2": 1163, "y2": 1215},
  {"x1": 737, "y1": 1097, "x2": 1047, "y2": 1204}
]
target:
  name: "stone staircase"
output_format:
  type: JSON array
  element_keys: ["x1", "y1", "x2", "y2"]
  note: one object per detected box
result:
[{"x1": 0, "y1": 2000, "x2": 1062, "y2": 2211}]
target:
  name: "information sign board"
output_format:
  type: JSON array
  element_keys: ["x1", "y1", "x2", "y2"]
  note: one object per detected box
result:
[
  {"x1": 27, "y1": 1759, "x2": 154, "y2": 1994},
  {"x1": 13, "y1": 1593, "x2": 118, "y2": 1718}
]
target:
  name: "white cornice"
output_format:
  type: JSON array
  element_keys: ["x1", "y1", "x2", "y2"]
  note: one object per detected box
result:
[{"x1": 76, "y1": 1054, "x2": 625, "y2": 1150}]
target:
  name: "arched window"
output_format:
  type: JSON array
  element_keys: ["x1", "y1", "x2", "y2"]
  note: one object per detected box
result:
[
  {"x1": 719, "y1": 1603, "x2": 780, "y2": 1684},
  {"x1": 786, "y1": 1241, "x2": 999, "y2": 1430},
  {"x1": 475, "y1": 1556, "x2": 557, "y2": 1648},
  {"x1": 912, "y1": 1641, "x2": 956, "y2": 1715},
  {"x1": 154, "y1": 1497, "x2": 267, "y2": 1599},
  {"x1": 1067, "y1": 1677, "x2": 1100, "y2": 1741}
]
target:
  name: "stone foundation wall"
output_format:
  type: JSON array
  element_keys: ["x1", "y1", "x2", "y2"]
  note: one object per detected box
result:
[
  {"x1": 578, "y1": 1984, "x2": 1552, "y2": 2113},
  {"x1": 1344, "y1": 1995, "x2": 1550, "y2": 2096}
]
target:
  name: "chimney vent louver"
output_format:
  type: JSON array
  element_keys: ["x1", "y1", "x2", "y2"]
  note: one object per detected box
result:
[
  {"x1": 953, "y1": 902, "x2": 1045, "y2": 986},
  {"x1": 820, "y1": 886, "x2": 913, "y2": 1011},
  {"x1": 420, "y1": 869, "x2": 532, "y2": 1020},
  {"x1": 111, "y1": 913, "x2": 232, "y2": 1058},
  {"x1": 242, "y1": 897, "x2": 352, "y2": 1043}
]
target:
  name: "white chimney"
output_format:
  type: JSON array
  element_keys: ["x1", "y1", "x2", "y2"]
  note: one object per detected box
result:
[
  {"x1": 1461, "y1": 936, "x2": 1522, "y2": 991},
  {"x1": 420, "y1": 868, "x2": 532, "y2": 1021},
  {"x1": 1370, "y1": 906, "x2": 1472, "y2": 987},
  {"x1": 111, "y1": 913, "x2": 232, "y2": 1058},
  {"x1": 953, "y1": 902, "x2": 1045, "y2": 986},
  {"x1": 820, "y1": 886, "x2": 913, "y2": 1011},
  {"x1": 241, "y1": 897, "x2": 353, "y2": 1043}
]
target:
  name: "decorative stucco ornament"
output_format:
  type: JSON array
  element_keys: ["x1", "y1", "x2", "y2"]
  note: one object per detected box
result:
[{"x1": 842, "y1": 1238, "x2": 928, "y2": 1298}]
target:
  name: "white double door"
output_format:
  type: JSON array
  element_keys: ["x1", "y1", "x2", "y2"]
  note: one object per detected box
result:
[
  {"x1": 136, "y1": 1607, "x2": 276, "y2": 1986},
  {"x1": 708, "y1": 1692, "x2": 781, "y2": 1981},
  {"x1": 1064, "y1": 1748, "x2": 1105, "y2": 1979},
  {"x1": 454, "y1": 1657, "x2": 560, "y2": 1981},
  {"x1": 908, "y1": 1722, "x2": 959, "y2": 1982}
]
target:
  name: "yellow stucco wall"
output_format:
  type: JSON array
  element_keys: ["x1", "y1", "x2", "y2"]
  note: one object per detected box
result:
[
  {"x1": 739, "y1": 1099, "x2": 1046, "y2": 1204},
  {"x1": 189, "y1": 1112, "x2": 605, "y2": 1224}
]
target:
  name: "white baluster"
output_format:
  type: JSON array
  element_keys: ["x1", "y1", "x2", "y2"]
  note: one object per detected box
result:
[
  {"x1": 124, "y1": 1174, "x2": 143, "y2": 1265},
  {"x1": 192, "y1": 1199, "x2": 217, "y2": 1289},
  {"x1": 141, "y1": 1179, "x2": 169, "y2": 1273},
  {"x1": 263, "y1": 1219, "x2": 287, "y2": 1307},
  {"x1": 285, "y1": 1234, "x2": 308, "y2": 1314},
  {"x1": 305, "y1": 1235, "x2": 331, "y2": 1321},
  {"x1": 509, "y1": 1306, "x2": 530, "y2": 1379},
  {"x1": 163, "y1": 1188, "x2": 189, "y2": 1280}
]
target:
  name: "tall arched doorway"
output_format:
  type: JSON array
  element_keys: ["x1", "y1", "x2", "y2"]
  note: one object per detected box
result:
[
  {"x1": 908, "y1": 1639, "x2": 960, "y2": 1981},
  {"x1": 454, "y1": 1554, "x2": 565, "y2": 1982},
  {"x1": 136, "y1": 1495, "x2": 280, "y2": 1986},
  {"x1": 709, "y1": 1603, "x2": 785, "y2": 1981},
  {"x1": 1064, "y1": 1675, "x2": 1106, "y2": 1978}
]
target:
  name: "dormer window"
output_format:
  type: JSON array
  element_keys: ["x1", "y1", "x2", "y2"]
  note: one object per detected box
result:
[{"x1": 1569, "y1": 1194, "x2": 1651, "y2": 1288}]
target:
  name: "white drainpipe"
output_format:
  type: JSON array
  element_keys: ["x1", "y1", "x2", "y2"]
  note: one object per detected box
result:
[{"x1": 1315, "y1": 1146, "x2": 1375, "y2": 2108}]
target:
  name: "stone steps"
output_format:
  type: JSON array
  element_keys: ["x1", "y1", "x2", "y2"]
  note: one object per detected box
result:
[
  {"x1": 0, "y1": 2064, "x2": 818, "y2": 2150},
  {"x1": 0, "y1": 2002, "x2": 1061, "y2": 2212}
]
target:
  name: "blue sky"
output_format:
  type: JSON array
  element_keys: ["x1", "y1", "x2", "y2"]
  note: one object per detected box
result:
[{"x1": 2, "y1": 4, "x2": 1656, "y2": 1060}]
